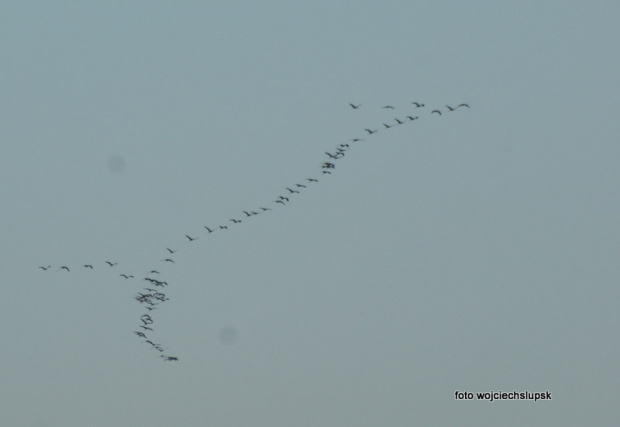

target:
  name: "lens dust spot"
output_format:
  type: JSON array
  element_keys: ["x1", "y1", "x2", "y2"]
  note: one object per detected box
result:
[
  {"x1": 107, "y1": 154, "x2": 126, "y2": 173},
  {"x1": 219, "y1": 326, "x2": 239, "y2": 345}
]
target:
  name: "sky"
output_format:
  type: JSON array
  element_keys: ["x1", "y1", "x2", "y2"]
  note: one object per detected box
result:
[{"x1": 1, "y1": 1, "x2": 619, "y2": 425}]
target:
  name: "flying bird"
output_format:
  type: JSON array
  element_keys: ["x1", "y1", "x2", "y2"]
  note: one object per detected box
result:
[
  {"x1": 260, "y1": 207, "x2": 271, "y2": 211},
  {"x1": 286, "y1": 187, "x2": 300, "y2": 194},
  {"x1": 166, "y1": 248, "x2": 177, "y2": 254},
  {"x1": 162, "y1": 259, "x2": 175, "y2": 263},
  {"x1": 148, "y1": 270, "x2": 160, "y2": 274},
  {"x1": 364, "y1": 129, "x2": 377, "y2": 134},
  {"x1": 394, "y1": 118, "x2": 404, "y2": 125},
  {"x1": 406, "y1": 116, "x2": 418, "y2": 121},
  {"x1": 382, "y1": 105, "x2": 395, "y2": 109},
  {"x1": 134, "y1": 331, "x2": 147, "y2": 338},
  {"x1": 83, "y1": 264, "x2": 93, "y2": 269},
  {"x1": 412, "y1": 102, "x2": 425, "y2": 108},
  {"x1": 383, "y1": 123, "x2": 392, "y2": 129},
  {"x1": 307, "y1": 178, "x2": 318, "y2": 182},
  {"x1": 229, "y1": 219, "x2": 242, "y2": 223},
  {"x1": 350, "y1": 138, "x2": 364, "y2": 142},
  {"x1": 38, "y1": 266, "x2": 51, "y2": 271},
  {"x1": 446, "y1": 105, "x2": 456, "y2": 111},
  {"x1": 60, "y1": 266, "x2": 70, "y2": 272},
  {"x1": 105, "y1": 261, "x2": 118, "y2": 267},
  {"x1": 458, "y1": 103, "x2": 470, "y2": 108},
  {"x1": 295, "y1": 184, "x2": 306, "y2": 188},
  {"x1": 219, "y1": 226, "x2": 228, "y2": 230},
  {"x1": 120, "y1": 274, "x2": 134, "y2": 279},
  {"x1": 185, "y1": 235, "x2": 198, "y2": 242},
  {"x1": 431, "y1": 110, "x2": 441, "y2": 115},
  {"x1": 349, "y1": 103, "x2": 361, "y2": 109},
  {"x1": 204, "y1": 226, "x2": 214, "y2": 233}
]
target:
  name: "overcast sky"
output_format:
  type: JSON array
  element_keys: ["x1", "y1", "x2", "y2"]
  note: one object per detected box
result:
[{"x1": 2, "y1": 1, "x2": 619, "y2": 426}]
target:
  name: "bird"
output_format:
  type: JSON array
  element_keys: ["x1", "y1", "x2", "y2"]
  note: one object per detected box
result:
[
  {"x1": 364, "y1": 129, "x2": 377, "y2": 134},
  {"x1": 139, "y1": 325, "x2": 153, "y2": 331},
  {"x1": 382, "y1": 105, "x2": 395, "y2": 109},
  {"x1": 350, "y1": 138, "x2": 364, "y2": 142},
  {"x1": 431, "y1": 110, "x2": 441, "y2": 115},
  {"x1": 278, "y1": 196, "x2": 290, "y2": 202},
  {"x1": 307, "y1": 178, "x2": 318, "y2": 182},
  {"x1": 162, "y1": 259, "x2": 175, "y2": 263},
  {"x1": 204, "y1": 226, "x2": 214, "y2": 233},
  {"x1": 83, "y1": 264, "x2": 93, "y2": 269},
  {"x1": 134, "y1": 331, "x2": 147, "y2": 338},
  {"x1": 60, "y1": 266, "x2": 70, "y2": 272},
  {"x1": 148, "y1": 270, "x2": 160, "y2": 274},
  {"x1": 120, "y1": 274, "x2": 134, "y2": 279},
  {"x1": 106, "y1": 261, "x2": 118, "y2": 267},
  {"x1": 295, "y1": 184, "x2": 306, "y2": 188},
  {"x1": 260, "y1": 207, "x2": 271, "y2": 211},
  {"x1": 394, "y1": 118, "x2": 404, "y2": 125},
  {"x1": 446, "y1": 105, "x2": 456, "y2": 111},
  {"x1": 229, "y1": 219, "x2": 242, "y2": 223},
  {"x1": 322, "y1": 170, "x2": 332, "y2": 174},
  {"x1": 38, "y1": 265, "x2": 51, "y2": 270},
  {"x1": 243, "y1": 211, "x2": 252, "y2": 217},
  {"x1": 406, "y1": 116, "x2": 418, "y2": 121},
  {"x1": 219, "y1": 226, "x2": 228, "y2": 230},
  {"x1": 286, "y1": 187, "x2": 300, "y2": 194},
  {"x1": 457, "y1": 103, "x2": 470, "y2": 108},
  {"x1": 166, "y1": 248, "x2": 177, "y2": 254},
  {"x1": 275, "y1": 200, "x2": 286, "y2": 205},
  {"x1": 412, "y1": 102, "x2": 425, "y2": 108},
  {"x1": 163, "y1": 356, "x2": 178, "y2": 361},
  {"x1": 325, "y1": 152, "x2": 339, "y2": 159},
  {"x1": 185, "y1": 235, "x2": 198, "y2": 242},
  {"x1": 383, "y1": 123, "x2": 392, "y2": 129},
  {"x1": 349, "y1": 103, "x2": 361, "y2": 109}
]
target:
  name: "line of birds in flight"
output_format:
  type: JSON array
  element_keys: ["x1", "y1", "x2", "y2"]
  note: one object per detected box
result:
[{"x1": 38, "y1": 100, "x2": 470, "y2": 361}]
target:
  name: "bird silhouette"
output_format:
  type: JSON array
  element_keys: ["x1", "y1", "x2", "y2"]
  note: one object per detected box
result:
[
  {"x1": 350, "y1": 138, "x2": 364, "y2": 142},
  {"x1": 185, "y1": 235, "x2": 198, "y2": 242},
  {"x1": 431, "y1": 110, "x2": 441, "y2": 115},
  {"x1": 166, "y1": 248, "x2": 177, "y2": 254},
  {"x1": 162, "y1": 259, "x2": 175, "y2": 263},
  {"x1": 286, "y1": 187, "x2": 300, "y2": 194},
  {"x1": 219, "y1": 226, "x2": 228, "y2": 230},
  {"x1": 148, "y1": 270, "x2": 160, "y2": 274},
  {"x1": 364, "y1": 129, "x2": 377, "y2": 134},
  {"x1": 457, "y1": 103, "x2": 470, "y2": 108},
  {"x1": 60, "y1": 266, "x2": 70, "y2": 272},
  {"x1": 38, "y1": 265, "x2": 51, "y2": 270},
  {"x1": 134, "y1": 331, "x2": 147, "y2": 338},
  {"x1": 349, "y1": 103, "x2": 361, "y2": 109},
  {"x1": 120, "y1": 274, "x2": 134, "y2": 279},
  {"x1": 382, "y1": 105, "x2": 395, "y2": 109},
  {"x1": 406, "y1": 116, "x2": 418, "y2": 121},
  {"x1": 307, "y1": 178, "x2": 318, "y2": 182},
  {"x1": 204, "y1": 226, "x2": 214, "y2": 233},
  {"x1": 83, "y1": 264, "x2": 93, "y2": 269},
  {"x1": 412, "y1": 102, "x2": 425, "y2": 108},
  {"x1": 383, "y1": 123, "x2": 392, "y2": 129},
  {"x1": 394, "y1": 118, "x2": 404, "y2": 125},
  {"x1": 446, "y1": 105, "x2": 456, "y2": 111},
  {"x1": 105, "y1": 261, "x2": 118, "y2": 267},
  {"x1": 229, "y1": 219, "x2": 242, "y2": 223}
]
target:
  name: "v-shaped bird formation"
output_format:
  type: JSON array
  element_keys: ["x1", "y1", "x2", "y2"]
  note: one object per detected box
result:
[{"x1": 38, "y1": 101, "x2": 470, "y2": 361}]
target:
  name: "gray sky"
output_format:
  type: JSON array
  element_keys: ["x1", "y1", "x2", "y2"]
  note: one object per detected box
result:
[{"x1": 2, "y1": 1, "x2": 619, "y2": 425}]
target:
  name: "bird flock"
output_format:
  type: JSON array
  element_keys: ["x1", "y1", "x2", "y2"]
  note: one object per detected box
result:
[{"x1": 38, "y1": 101, "x2": 470, "y2": 361}]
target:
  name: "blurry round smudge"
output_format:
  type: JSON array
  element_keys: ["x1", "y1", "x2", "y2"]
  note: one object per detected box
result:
[
  {"x1": 107, "y1": 154, "x2": 126, "y2": 173},
  {"x1": 219, "y1": 326, "x2": 238, "y2": 345}
]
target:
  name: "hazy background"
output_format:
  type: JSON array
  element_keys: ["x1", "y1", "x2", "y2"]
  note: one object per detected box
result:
[{"x1": 1, "y1": 1, "x2": 619, "y2": 425}]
